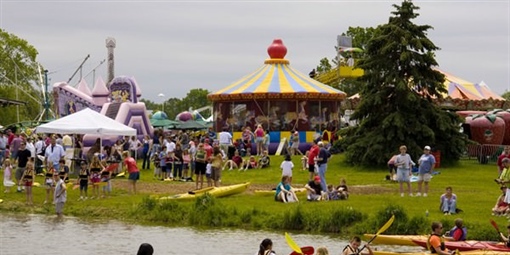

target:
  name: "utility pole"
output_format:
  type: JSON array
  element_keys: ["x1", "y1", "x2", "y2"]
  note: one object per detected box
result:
[{"x1": 44, "y1": 70, "x2": 49, "y2": 121}]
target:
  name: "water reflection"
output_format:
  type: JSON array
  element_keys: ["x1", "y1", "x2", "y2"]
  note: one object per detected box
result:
[{"x1": 0, "y1": 214, "x2": 423, "y2": 255}]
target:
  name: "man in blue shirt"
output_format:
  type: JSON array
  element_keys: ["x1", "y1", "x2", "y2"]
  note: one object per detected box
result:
[
  {"x1": 317, "y1": 141, "x2": 331, "y2": 192},
  {"x1": 416, "y1": 145, "x2": 436, "y2": 197}
]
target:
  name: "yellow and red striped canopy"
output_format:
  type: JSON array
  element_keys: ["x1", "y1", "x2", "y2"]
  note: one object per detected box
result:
[
  {"x1": 439, "y1": 69, "x2": 504, "y2": 101},
  {"x1": 208, "y1": 60, "x2": 346, "y2": 102}
]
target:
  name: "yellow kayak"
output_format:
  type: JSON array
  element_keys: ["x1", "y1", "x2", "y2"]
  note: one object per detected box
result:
[
  {"x1": 160, "y1": 182, "x2": 250, "y2": 201},
  {"x1": 374, "y1": 250, "x2": 510, "y2": 255},
  {"x1": 364, "y1": 234, "x2": 427, "y2": 246}
]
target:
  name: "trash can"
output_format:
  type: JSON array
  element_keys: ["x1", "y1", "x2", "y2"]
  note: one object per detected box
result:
[{"x1": 432, "y1": 151, "x2": 441, "y2": 168}]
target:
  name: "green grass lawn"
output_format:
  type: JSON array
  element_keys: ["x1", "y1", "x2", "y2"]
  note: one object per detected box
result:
[{"x1": 0, "y1": 154, "x2": 506, "y2": 240}]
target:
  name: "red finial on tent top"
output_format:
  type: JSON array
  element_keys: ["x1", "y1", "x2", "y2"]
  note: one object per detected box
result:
[{"x1": 267, "y1": 39, "x2": 287, "y2": 59}]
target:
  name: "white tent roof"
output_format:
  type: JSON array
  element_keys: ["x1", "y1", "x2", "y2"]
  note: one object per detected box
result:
[{"x1": 36, "y1": 108, "x2": 136, "y2": 136}]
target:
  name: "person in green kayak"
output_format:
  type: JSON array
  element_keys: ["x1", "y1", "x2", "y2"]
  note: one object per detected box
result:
[
  {"x1": 428, "y1": 222, "x2": 452, "y2": 255},
  {"x1": 342, "y1": 236, "x2": 373, "y2": 255}
]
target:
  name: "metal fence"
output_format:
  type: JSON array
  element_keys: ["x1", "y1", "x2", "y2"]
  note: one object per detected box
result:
[{"x1": 463, "y1": 144, "x2": 505, "y2": 164}]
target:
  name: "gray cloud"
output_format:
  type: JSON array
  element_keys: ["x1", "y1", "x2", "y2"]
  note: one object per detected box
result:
[{"x1": 2, "y1": 1, "x2": 508, "y2": 102}]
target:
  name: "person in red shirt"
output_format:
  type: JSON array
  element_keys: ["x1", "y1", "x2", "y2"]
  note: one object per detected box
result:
[
  {"x1": 307, "y1": 140, "x2": 320, "y2": 181},
  {"x1": 204, "y1": 139, "x2": 213, "y2": 161},
  {"x1": 497, "y1": 147, "x2": 510, "y2": 177},
  {"x1": 122, "y1": 151, "x2": 140, "y2": 194},
  {"x1": 6, "y1": 129, "x2": 15, "y2": 146},
  {"x1": 445, "y1": 218, "x2": 467, "y2": 241}
]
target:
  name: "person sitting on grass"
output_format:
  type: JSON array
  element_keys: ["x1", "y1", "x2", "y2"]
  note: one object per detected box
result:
[
  {"x1": 327, "y1": 184, "x2": 339, "y2": 200},
  {"x1": 440, "y1": 186, "x2": 457, "y2": 215},
  {"x1": 258, "y1": 150, "x2": 270, "y2": 168},
  {"x1": 305, "y1": 176, "x2": 325, "y2": 201},
  {"x1": 337, "y1": 178, "x2": 349, "y2": 200},
  {"x1": 445, "y1": 218, "x2": 467, "y2": 241},
  {"x1": 242, "y1": 155, "x2": 258, "y2": 171},
  {"x1": 493, "y1": 186, "x2": 509, "y2": 216},
  {"x1": 223, "y1": 150, "x2": 242, "y2": 171},
  {"x1": 275, "y1": 175, "x2": 298, "y2": 203}
]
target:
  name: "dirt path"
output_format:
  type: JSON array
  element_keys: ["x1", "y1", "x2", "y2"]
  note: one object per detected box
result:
[{"x1": 110, "y1": 178, "x2": 392, "y2": 196}]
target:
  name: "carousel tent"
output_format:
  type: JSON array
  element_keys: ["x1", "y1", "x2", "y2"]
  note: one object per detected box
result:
[
  {"x1": 208, "y1": 39, "x2": 346, "y2": 101},
  {"x1": 208, "y1": 39, "x2": 346, "y2": 154}
]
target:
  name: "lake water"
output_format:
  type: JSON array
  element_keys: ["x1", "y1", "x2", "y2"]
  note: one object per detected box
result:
[{"x1": 0, "y1": 214, "x2": 423, "y2": 255}]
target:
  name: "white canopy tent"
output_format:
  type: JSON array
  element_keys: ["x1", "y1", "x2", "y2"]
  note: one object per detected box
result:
[{"x1": 36, "y1": 108, "x2": 136, "y2": 136}]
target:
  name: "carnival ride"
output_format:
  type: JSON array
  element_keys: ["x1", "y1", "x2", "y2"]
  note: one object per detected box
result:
[
  {"x1": 53, "y1": 76, "x2": 153, "y2": 146},
  {"x1": 208, "y1": 39, "x2": 347, "y2": 154},
  {"x1": 314, "y1": 65, "x2": 364, "y2": 84}
]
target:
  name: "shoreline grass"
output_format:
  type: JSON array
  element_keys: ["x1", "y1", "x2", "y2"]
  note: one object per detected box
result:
[{"x1": 0, "y1": 154, "x2": 505, "y2": 240}]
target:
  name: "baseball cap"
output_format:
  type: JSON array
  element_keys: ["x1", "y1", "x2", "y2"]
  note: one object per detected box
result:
[
  {"x1": 314, "y1": 176, "x2": 321, "y2": 182},
  {"x1": 424, "y1": 146, "x2": 431, "y2": 150}
]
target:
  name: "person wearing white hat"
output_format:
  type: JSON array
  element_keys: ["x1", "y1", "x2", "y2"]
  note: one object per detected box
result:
[{"x1": 416, "y1": 145, "x2": 436, "y2": 197}]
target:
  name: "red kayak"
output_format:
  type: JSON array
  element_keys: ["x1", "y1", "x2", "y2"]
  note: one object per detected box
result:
[
  {"x1": 412, "y1": 239, "x2": 508, "y2": 252},
  {"x1": 289, "y1": 246, "x2": 314, "y2": 255}
]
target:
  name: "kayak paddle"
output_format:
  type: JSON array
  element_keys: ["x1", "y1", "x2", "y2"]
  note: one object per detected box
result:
[
  {"x1": 361, "y1": 214, "x2": 395, "y2": 251},
  {"x1": 490, "y1": 219, "x2": 503, "y2": 240},
  {"x1": 285, "y1": 232, "x2": 303, "y2": 254}
]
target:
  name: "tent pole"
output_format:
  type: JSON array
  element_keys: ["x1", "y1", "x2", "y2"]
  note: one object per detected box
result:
[{"x1": 253, "y1": 99, "x2": 267, "y2": 124}]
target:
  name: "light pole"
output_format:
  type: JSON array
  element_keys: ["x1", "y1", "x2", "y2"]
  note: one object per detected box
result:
[{"x1": 158, "y1": 93, "x2": 165, "y2": 112}]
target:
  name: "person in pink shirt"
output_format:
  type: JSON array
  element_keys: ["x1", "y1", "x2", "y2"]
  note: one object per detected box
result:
[
  {"x1": 254, "y1": 125, "x2": 265, "y2": 156},
  {"x1": 122, "y1": 151, "x2": 140, "y2": 194},
  {"x1": 307, "y1": 140, "x2": 320, "y2": 181}
]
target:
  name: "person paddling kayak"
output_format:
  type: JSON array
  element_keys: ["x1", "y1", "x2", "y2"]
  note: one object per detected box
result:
[
  {"x1": 427, "y1": 222, "x2": 453, "y2": 255},
  {"x1": 342, "y1": 236, "x2": 373, "y2": 255}
]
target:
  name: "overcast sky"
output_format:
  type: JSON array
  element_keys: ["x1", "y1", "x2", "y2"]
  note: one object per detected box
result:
[{"x1": 1, "y1": 0, "x2": 509, "y2": 103}]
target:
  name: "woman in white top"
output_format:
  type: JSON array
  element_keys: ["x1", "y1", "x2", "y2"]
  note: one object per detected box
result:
[{"x1": 280, "y1": 154, "x2": 294, "y2": 184}]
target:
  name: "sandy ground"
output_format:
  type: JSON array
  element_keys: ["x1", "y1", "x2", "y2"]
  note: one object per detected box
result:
[{"x1": 110, "y1": 177, "x2": 392, "y2": 196}]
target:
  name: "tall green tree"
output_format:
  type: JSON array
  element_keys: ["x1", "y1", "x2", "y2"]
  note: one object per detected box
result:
[
  {"x1": 0, "y1": 29, "x2": 43, "y2": 125},
  {"x1": 316, "y1": 57, "x2": 332, "y2": 74},
  {"x1": 501, "y1": 91, "x2": 510, "y2": 101},
  {"x1": 339, "y1": 0, "x2": 466, "y2": 166}
]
